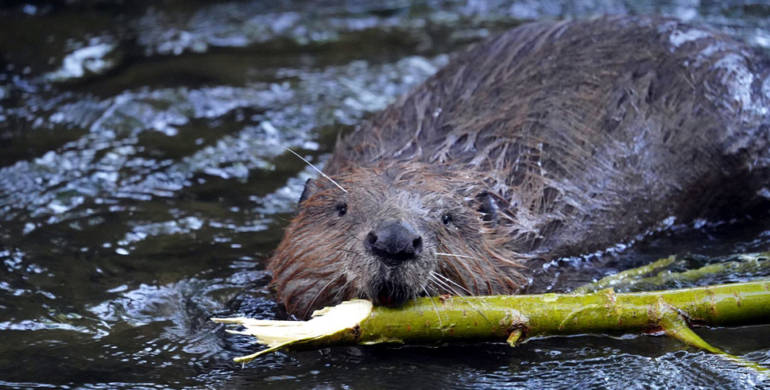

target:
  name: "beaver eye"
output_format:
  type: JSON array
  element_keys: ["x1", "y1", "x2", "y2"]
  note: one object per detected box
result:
[
  {"x1": 335, "y1": 202, "x2": 348, "y2": 216},
  {"x1": 476, "y1": 191, "x2": 499, "y2": 222},
  {"x1": 441, "y1": 213, "x2": 452, "y2": 225}
]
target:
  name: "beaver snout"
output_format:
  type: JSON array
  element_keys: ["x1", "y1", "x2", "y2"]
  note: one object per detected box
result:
[{"x1": 364, "y1": 219, "x2": 423, "y2": 266}]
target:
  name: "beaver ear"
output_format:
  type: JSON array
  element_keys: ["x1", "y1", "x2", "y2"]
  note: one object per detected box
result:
[
  {"x1": 298, "y1": 178, "x2": 318, "y2": 205},
  {"x1": 476, "y1": 191, "x2": 499, "y2": 222}
]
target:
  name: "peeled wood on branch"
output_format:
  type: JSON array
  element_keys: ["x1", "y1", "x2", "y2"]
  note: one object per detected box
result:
[{"x1": 214, "y1": 280, "x2": 770, "y2": 369}]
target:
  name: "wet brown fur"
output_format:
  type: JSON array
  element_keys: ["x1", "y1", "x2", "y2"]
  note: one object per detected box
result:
[{"x1": 269, "y1": 16, "x2": 770, "y2": 318}]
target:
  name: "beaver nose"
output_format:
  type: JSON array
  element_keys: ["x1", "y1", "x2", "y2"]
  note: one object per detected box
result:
[{"x1": 365, "y1": 219, "x2": 423, "y2": 266}]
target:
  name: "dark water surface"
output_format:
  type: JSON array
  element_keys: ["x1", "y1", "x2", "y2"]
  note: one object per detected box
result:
[{"x1": 1, "y1": 1, "x2": 769, "y2": 388}]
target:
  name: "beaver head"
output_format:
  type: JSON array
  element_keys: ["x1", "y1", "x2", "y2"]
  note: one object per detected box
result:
[{"x1": 268, "y1": 162, "x2": 529, "y2": 318}]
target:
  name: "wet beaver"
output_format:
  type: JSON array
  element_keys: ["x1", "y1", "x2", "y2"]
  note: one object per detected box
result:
[{"x1": 269, "y1": 16, "x2": 770, "y2": 318}]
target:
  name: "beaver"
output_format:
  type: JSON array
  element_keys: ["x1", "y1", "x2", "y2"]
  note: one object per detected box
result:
[{"x1": 268, "y1": 16, "x2": 770, "y2": 318}]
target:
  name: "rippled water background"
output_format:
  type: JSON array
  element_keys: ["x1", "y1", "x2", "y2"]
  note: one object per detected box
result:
[{"x1": 1, "y1": 1, "x2": 769, "y2": 388}]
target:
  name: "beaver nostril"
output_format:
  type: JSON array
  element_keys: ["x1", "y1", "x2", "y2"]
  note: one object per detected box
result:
[
  {"x1": 412, "y1": 237, "x2": 423, "y2": 254},
  {"x1": 366, "y1": 231, "x2": 378, "y2": 245}
]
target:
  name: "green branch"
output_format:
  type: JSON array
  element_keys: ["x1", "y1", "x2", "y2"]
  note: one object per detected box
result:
[
  {"x1": 575, "y1": 252, "x2": 769, "y2": 293},
  {"x1": 214, "y1": 280, "x2": 770, "y2": 369}
]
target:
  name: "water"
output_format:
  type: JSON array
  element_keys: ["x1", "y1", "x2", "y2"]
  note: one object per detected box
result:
[{"x1": 0, "y1": 1, "x2": 769, "y2": 388}]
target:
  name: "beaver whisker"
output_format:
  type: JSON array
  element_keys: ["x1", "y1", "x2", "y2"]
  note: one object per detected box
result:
[
  {"x1": 330, "y1": 278, "x2": 354, "y2": 306},
  {"x1": 427, "y1": 272, "x2": 461, "y2": 296},
  {"x1": 439, "y1": 244, "x2": 525, "y2": 291},
  {"x1": 429, "y1": 273, "x2": 491, "y2": 317},
  {"x1": 428, "y1": 272, "x2": 490, "y2": 322},
  {"x1": 437, "y1": 255, "x2": 480, "y2": 295},
  {"x1": 434, "y1": 252, "x2": 478, "y2": 260},
  {"x1": 431, "y1": 271, "x2": 473, "y2": 296},
  {"x1": 302, "y1": 273, "x2": 346, "y2": 319},
  {"x1": 421, "y1": 285, "x2": 443, "y2": 328},
  {"x1": 286, "y1": 147, "x2": 347, "y2": 193},
  {"x1": 432, "y1": 248, "x2": 483, "y2": 293}
]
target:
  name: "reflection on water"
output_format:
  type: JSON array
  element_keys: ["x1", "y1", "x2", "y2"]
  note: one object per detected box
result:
[{"x1": 0, "y1": 1, "x2": 768, "y2": 388}]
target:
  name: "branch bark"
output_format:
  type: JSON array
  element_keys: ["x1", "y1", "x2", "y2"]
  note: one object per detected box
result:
[{"x1": 214, "y1": 279, "x2": 770, "y2": 369}]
